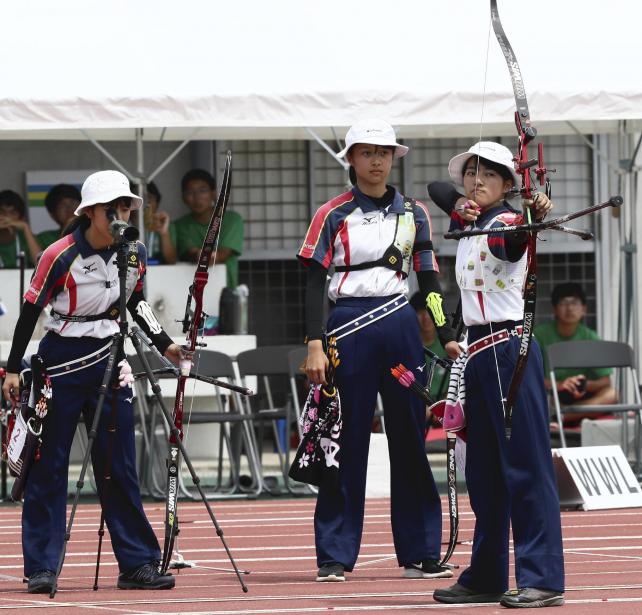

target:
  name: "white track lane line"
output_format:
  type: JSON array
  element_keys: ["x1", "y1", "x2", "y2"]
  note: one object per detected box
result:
[
  {"x1": 3, "y1": 585, "x2": 642, "y2": 613},
  {"x1": 3, "y1": 540, "x2": 642, "y2": 571}
]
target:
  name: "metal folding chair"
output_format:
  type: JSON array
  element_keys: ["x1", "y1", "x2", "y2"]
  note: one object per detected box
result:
[
  {"x1": 236, "y1": 345, "x2": 302, "y2": 494},
  {"x1": 180, "y1": 349, "x2": 264, "y2": 497},
  {"x1": 548, "y1": 340, "x2": 642, "y2": 473},
  {"x1": 131, "y1": 348, "x2": 263, "y2": 499}
]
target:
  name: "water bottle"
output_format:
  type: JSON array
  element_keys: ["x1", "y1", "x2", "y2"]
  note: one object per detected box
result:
[
  {"x1": 234, "y1": 284, "x2": 249, "y2": 334},
  {"x1": 219, "y1": 285, "x2": 249, "y2": 335}
]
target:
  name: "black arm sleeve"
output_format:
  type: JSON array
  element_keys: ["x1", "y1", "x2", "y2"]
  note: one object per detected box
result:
[
  {"x1": 127, "y1": 288, "x2": 174, "y2": 355},
  {"x1": 305, "y1": 261, "x2": 327, "y2": 341},
  {"x1": 427, "y1": 181, "x2": 464, "y2": 216},
  {"x1": 504, "y1": 231, "x2": 528, "y2": 262},
  {"x1": 416, "y1": 270, "x2": 457, "y2": 346},
  {"x1": 6, "y1": 302, "x2": 42, "y2": 373}
]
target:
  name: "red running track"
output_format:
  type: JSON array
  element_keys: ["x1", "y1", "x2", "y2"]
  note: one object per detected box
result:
[{"x1": 1, "y1": 497, "x2": 642, "y2": 614}]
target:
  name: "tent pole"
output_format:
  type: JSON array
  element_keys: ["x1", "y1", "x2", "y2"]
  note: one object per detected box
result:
[
  {"x1": 305, "y1": 128, "x2": 349, "y2": 170},
  {"x1": 148, "y1": 130, "x2": 200, "y2": 182},
  {"x1": 566, "y1": 122, "x2": 623, "y2": 177},
  {"x1": 135, "y1": 128, "x2": 147, "y2": 247},
  {"x1": 306, "y1": 140, "x2": 317, "y2": 221},
  {"x1": 81, "y1": 130, "x2": 133, "y2": 179},
  {"x1": 594, "y1": 134, "x2": 615, "y2": 341}
]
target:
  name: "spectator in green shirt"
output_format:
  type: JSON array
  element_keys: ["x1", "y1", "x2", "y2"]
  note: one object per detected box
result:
[
  {"x1": 131, "y1": 181, "x2": 177, "y2": 264},
  {"x1": 0, "y1": 190, "x2": 40, "y2": 267},
  {"x1": 37, "y1": 184, "x2": 81, "y2": 250},
  {"x1": 534, "y1": 282, "x2": 617, "y2": 425},
  {"x1": 175, "y1": 169, "x2": 243, "y2": 288}
]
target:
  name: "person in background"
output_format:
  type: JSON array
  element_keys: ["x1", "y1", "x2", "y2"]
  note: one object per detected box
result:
[
  {"x1": 0, "y1": 190, "x2": 40, "y2": 267},
  {"x1": 37, "y1": 184, "x2": 81, "y2": 250},
  {"x1": 130, "y1": 181, "x2": 177, "y2": 264},
  {"x1": 175, "y1": 169, "x2": 243, "y2": 288},
  {"x1": 410, "y1": 291, "x2": 449, "y2": 400},
  {"x1": 300, "y1": 118, "x2": 459, "y2": 583},
  {"x1": 534, "y1": 282, "x2": 616, "y2": 425}
]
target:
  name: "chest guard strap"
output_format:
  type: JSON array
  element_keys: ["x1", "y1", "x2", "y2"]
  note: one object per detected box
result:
[
  {"x1": 334, "y1": 199, "x2": 422, "y2": 278},
  {"x1": 335, "y1": 243, "x2": 408, "y2": 275}
]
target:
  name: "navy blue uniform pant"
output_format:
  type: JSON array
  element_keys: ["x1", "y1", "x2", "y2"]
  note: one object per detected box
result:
[
  {"x1": 458, "y1": 321, "x2": 564, "y2": 593},
  {"x1": 22, "y1": 333, "x2": 160, "y2": 576},
  {"x1": 314, "y1": 297, "x2": 443, "y2": 571}
]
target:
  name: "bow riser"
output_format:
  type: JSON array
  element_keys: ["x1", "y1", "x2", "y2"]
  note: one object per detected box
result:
[
  {"x1": 169, "y1": 386, "x2": 186, "y2": 445},
  {"x1": 187, "y1": 272, "x2": 210, "y2": 344}
]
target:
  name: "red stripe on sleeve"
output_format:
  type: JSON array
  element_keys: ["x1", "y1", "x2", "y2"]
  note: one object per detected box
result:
[
  {"x1": 298, "y1": 191, "x2": 353, "y2": 260},
  {"x1": 25, "y1": 235, "x2": 75, "y2": 305},
  {"x1": 413, "y1": 200, "x2": 433, "y2": 240}
]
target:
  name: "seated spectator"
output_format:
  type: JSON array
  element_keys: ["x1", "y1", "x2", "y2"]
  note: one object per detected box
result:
[
  {"x1": 131, "y1": 181, "x2": 177, "y2": 264},
  {"x1": 0, "y1": 190, "x2": 40, "y2": 267},
  {"x1": 410, "y1": 291, "x2": 448, "y2": 400},
  {"x1": 38, "y1": 184, "x2": 81, "y2": 249},
  {"x1": 175, "y1": 169, "x2": 243, "y2": 288},
  {"x1": 534, "y1": 282, "x2": 617, "y2": 426}
]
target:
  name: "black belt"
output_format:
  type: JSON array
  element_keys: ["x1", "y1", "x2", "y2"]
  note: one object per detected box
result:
[{"x1": 50, "y1": 304, "x2": 120, "y2": 323}]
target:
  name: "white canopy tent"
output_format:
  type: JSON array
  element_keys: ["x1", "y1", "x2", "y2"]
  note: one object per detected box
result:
[
  {"x1": 0, "y1": 0, "x2": 640, "y2": 357},
  {"x1": 0, "y1": 0, "x2": 640, "y2": 140}
]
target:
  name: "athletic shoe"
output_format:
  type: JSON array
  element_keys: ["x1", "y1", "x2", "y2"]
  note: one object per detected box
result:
[
  {"x1": 117, "y1": 562, "x2": 175, "y2": 590},
  {"x1": 433, "y1": 582, "x2": 503, "y2": 604},
  {"x1": 316, "y1": 563, "x2": 345, "y2": 582},
  {"x1": 403, "y1": 560, "x2": 454, "y2": 579},
  {"x1": 500, "y1": 587, "x2": 564, "y2": 608},
  {"x1": 27, "y1": 570, "x2": 55, "y2": 594}
]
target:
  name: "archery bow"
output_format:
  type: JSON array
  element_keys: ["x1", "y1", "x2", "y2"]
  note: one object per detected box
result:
[
  {"x1": 160, "y1": 151, "x2": 233, "y2": 575},
  {"x1": 488, "y1": 0, "x2": 547, "y2": 439},
  {"x1": 460, "y1": 1, "x2": 621, "y2": 439}
]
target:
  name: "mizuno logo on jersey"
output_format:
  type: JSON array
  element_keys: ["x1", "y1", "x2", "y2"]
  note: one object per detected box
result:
[
  {"x1": 362, "y1": 216, "x2": 377, "y2": 225},
  {"x1": 82, "y1": 264, "x2": 97, "y2": 274}
]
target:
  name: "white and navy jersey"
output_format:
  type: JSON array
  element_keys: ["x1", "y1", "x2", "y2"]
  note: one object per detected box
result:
[
  {"x1": 450, "y1": 204, "x2": 527, "y2": 326},
  {"x1": 25, "y1": 228, "x2": 146, "y2": 338},
  {"x1": 298, "y1": 186, "x2": 438, "y2": 301}
]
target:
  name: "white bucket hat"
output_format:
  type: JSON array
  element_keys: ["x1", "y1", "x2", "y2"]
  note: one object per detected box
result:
[
  {"x1": 337, "y1": 118, "x2": 409, "y2": 159},
  {"x1": 448, "y1": 141, "x2": 519, "y2": 187},
  {"x1": 75, "y1": 170, "x2": 143, "y2": 216}
]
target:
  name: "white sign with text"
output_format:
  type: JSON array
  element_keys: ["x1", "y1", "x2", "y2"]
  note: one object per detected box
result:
[{"x1": 553, "y1": 445, "x2": 642, "y2": 510}]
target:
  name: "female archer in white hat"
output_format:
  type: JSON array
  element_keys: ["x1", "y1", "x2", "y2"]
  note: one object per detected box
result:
[
  {"x1": 298, "y1": 119, "x2": 460, "y2": 583},
  {"x1": 428, "y1": 142, "x2": 565, "y2": 608},
  {"x1": 2, "y1": 170, "x2": 180, "y2": 594}
]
